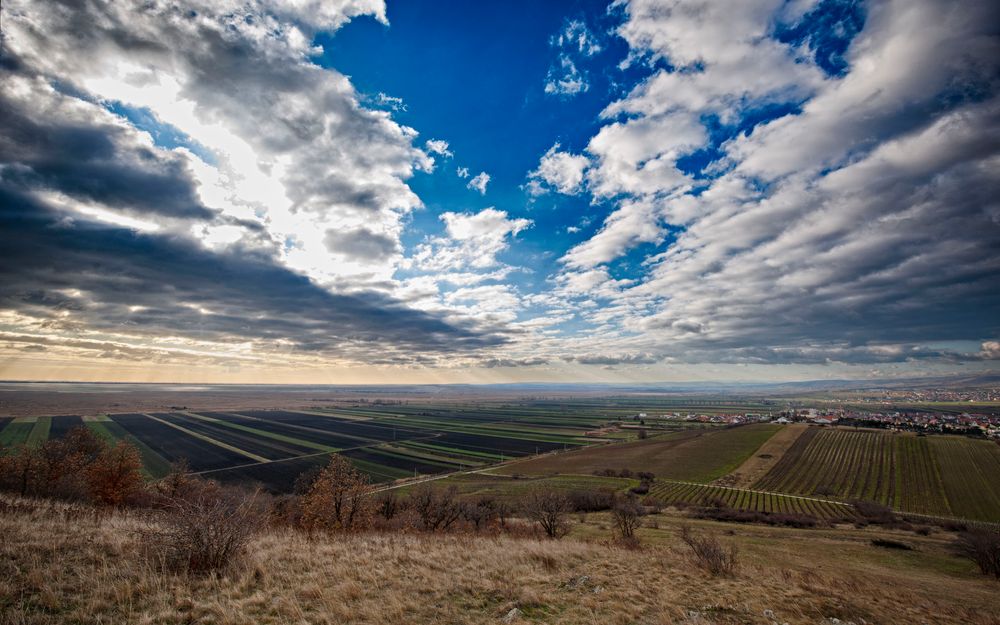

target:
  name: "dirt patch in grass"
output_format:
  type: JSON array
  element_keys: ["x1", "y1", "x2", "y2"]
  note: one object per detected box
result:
[{"x1": 722, "y1": 424, "x2": 808, "y2": 488}]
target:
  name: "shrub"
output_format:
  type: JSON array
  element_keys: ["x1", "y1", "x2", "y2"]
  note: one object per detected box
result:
[
  {"x1": 955, "y1": 529, "x2": 1000, "y2": 578},
  {"x1": 407, "y1": 484, "x2": 463, "y2": 532},
  {"x1": 853, "y1": 500, "x2": 896, "y2": 525},
  {"x1": 567, "y1": 488, "x2": 614, "y2": 512},
  {"x1": 461, "y1": 495, "x2": 501, "y2": 531},
  {"x1": 611, "y1": 494, "x2": 644, "y2": 540},
  {"x1": 85, "y1": 441, "x2": 145, "y2": 507},
  {"x1": 520, "y1": 489, "x2": 572, "y2": 539},
  {"x1": 871, "y1": 538, "x2": 913, "y2": 550},
  {"x1": 148, "y1": 487, "x2": 265, "y2": 574},
  {"x1": 300, "y1": 454, "x2": 373, "y2": 532},
  {"x1": 679, "y1": 525, "x2": 739, "y2": 577}
]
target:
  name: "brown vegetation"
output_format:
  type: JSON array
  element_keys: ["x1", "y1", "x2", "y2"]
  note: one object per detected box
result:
[
  {"x1": 956, "y1": 529, "x2": 1000, "y2": 578},
  {"x1": 679, "y1": 524, "x2": 740, "y2": 577},
  {"x1": 521, "y1": 488, "x2": 572, "y2": 539}
]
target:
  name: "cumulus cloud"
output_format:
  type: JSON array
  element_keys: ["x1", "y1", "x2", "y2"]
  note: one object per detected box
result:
[
  {"x1": 526, "y1": 144, "x2": 590, "y2": 196},
  {"x1": 543, "y1": 0, "x2": 1000, "y2": 368},
  {"x1": 456, "y1": 166, "x2": 471, "y2": 178},
  {"x1": 409, "y1": 208, "x2": 532, "y2": 272},
  {"x1": 0, "y1": 0, "x2": 506, "y2": 371},
  {"x1": 466, "y1": 171, "x2": 491, "y2": 194},
  {"x1": 425, "y1": 139, "x2": 453, "y2": 158}
]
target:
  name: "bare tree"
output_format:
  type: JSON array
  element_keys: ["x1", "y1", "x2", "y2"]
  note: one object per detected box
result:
[
  {"x1": 955, "y1": 529, "x2": 1000, "y2": 578},
  {"x1": 612, "y1": 494, "x2": 644, "y2": 540},
  {"x1": 408, "y1": 484, "x2": 463, "y2": 531},
  {"x1": 521, "y1": 489, "x2": 572, "y2": 539}
]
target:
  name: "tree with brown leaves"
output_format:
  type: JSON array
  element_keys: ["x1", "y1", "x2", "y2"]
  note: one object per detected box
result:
[
  {"x1": 300, "y1": 454, "x2": 373, "y2": 532},
  {"x1": 86, "y1": 441, "x2": 145, "y2": 507}
]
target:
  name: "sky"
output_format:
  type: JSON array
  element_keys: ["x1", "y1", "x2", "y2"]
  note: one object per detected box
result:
[{"x1": 0, "y1": 0, "x2": 998, "y2": 384}]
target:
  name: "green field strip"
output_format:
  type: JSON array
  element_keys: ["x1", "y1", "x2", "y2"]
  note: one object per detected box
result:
[
  {"x1": 365, "y1": 445, "x2": 459, "y2": 470},
  {"x1": 347, "y1": 457, "x2": 411, "y2": 481},
  {"x1": 25, "y1": 416, "x2": 52, "y2": 448},
  {"x1": 186, "y1": 412, "x2": 337, "y2": 453},
  {"x1": 364, "y1": 415, "x2": 579, "y2": 441},
  {"x1": 283, "y1": 409, "x2": 375, "y2": 422},
  {"x1": 227, "y1": 411, "x2": 380, "y2": 447},
  {"x1": 400, "y1": 440, "x2": 503, "y2": 461},
  {"x1": 377, "y1": 444, "x2": 471, "y2": 468},
  {"x1": 84, "y1": 420, "x2": 172, "y2": 479},
  {"x1": 0, "y1": 420, "x2": 35, "y2": 449},
  {"x1": 144, "y1": 413, "x2": 268, "y2": 463}
]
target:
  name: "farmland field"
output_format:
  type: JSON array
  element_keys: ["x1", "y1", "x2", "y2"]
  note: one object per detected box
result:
[
  {"x1": 0, "y1": 404, "x2": 624, "y2": 490},
  {"x1": 47, "y1": 415, "x2": 84, "y2": 439},
  {"x1": 496, "y1": 424, "x2": 780, "y2": 483},
  {"x1": 647, "y1": 480, "x2": 854, "y2": 521},
  {"x1": 108, "y1": 414, "x2": 253, "y2": 472},
  {"x1": 0, "y1": 419, "x2": 35, "y2": 449},
  {"x1": 753, "y1": 427, "x2": 1000, "y2": 522},
  {"x1": 929, "y1": 436, "x2": 1000, "y2": 522},
  {"x1": 8, "y1": 401, "x2": 998, "y2": 525}
]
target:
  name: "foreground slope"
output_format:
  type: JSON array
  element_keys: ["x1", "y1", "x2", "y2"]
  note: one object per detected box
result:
[{"x1": 1, "y1": 497, "x2": 998, "y2": 625}]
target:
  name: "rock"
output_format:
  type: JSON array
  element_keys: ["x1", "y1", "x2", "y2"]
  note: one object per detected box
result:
[
  {"x1": 501, "y1": 607, "x2": 522, "y2": 623},
  {"x1": 763, "y1": 609, "x2": 775, "y2": 618}
]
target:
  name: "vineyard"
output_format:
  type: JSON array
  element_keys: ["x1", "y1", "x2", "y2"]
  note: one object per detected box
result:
[
  {"x1": 753, "y1": 428, "x2": 1000, "y2": 522},
  {"x1": 647, "y1": 480, "x2": 854, "y2": 521}
]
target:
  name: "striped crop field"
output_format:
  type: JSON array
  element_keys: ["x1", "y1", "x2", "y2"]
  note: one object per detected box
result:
[
  {"x1": 647, "y1": 480, "x2": 854, "y2": 520},
  {"x1": 753, "y1": 427, "x2": 1000, "y2": 522},
  {"x1": 0, "y1": 404, "x2": 627, "y2": 492},
  {"x1": 928, "y1": 436, "x2": 1000, "y2": 522}
]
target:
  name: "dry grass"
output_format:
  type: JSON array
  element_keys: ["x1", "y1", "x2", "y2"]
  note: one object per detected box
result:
[{"x1": 1, "y1": 495, "x2": 999, "y2": 625}]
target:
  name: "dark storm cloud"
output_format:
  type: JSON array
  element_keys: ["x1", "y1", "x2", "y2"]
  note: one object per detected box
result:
[
  {"x1": 0, "y1": 189, "x2": 506, "y2": 356},
  {"x1": 324, "y1": 228, "x2": 399, "y2": 262},
  {"x1": 0, "y1": 64, "x2": 214, "y2": 221}
]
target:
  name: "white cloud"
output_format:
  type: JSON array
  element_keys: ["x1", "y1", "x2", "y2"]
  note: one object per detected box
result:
[
  {"x1": 409, "y1": 208, "x2": 532, "y2": 272},
  {"x1": 456, "y1": 166, "x2": 470, "y2": 178},
  {"x1": 372, "y1": 92, "x2": 407, "y2": 112},
  {"x1": 467, "y1": 171, "x2": 491, "y2": 194},
  {"x1": 545, "y1": 19, "x2": 602, "y2": 97},
  {"x1": 425, "y1": 139, "x2": 453, "y2": 158},
  {"x1": 543, "y1": 0, "x2": 1000, "y2": 368},
  {"x1": 544, "y1": 55, "x2": 590, "y2": 96},
  {"x1": 526, "y1": 144, "x2": 590, "y2": 196}
]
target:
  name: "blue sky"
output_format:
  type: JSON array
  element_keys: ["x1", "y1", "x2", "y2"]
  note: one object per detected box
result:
[{"x1": 0, "y1": 0, "x2": 998, "y2": 383}]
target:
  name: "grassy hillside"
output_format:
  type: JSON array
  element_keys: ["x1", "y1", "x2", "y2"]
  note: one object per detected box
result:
[{"x1": 1, "y1": 495, "x2": 998, "y2": 625}]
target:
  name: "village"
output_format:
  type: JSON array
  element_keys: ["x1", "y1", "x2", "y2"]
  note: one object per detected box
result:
[{"x1": 639, "y1": 407, "x2": 1000, "y2": 439}]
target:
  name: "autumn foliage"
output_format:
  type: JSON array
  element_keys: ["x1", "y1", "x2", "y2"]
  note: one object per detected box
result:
[{"x1": 0, "y1": 426, "x2": 143, "y2": 506}]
